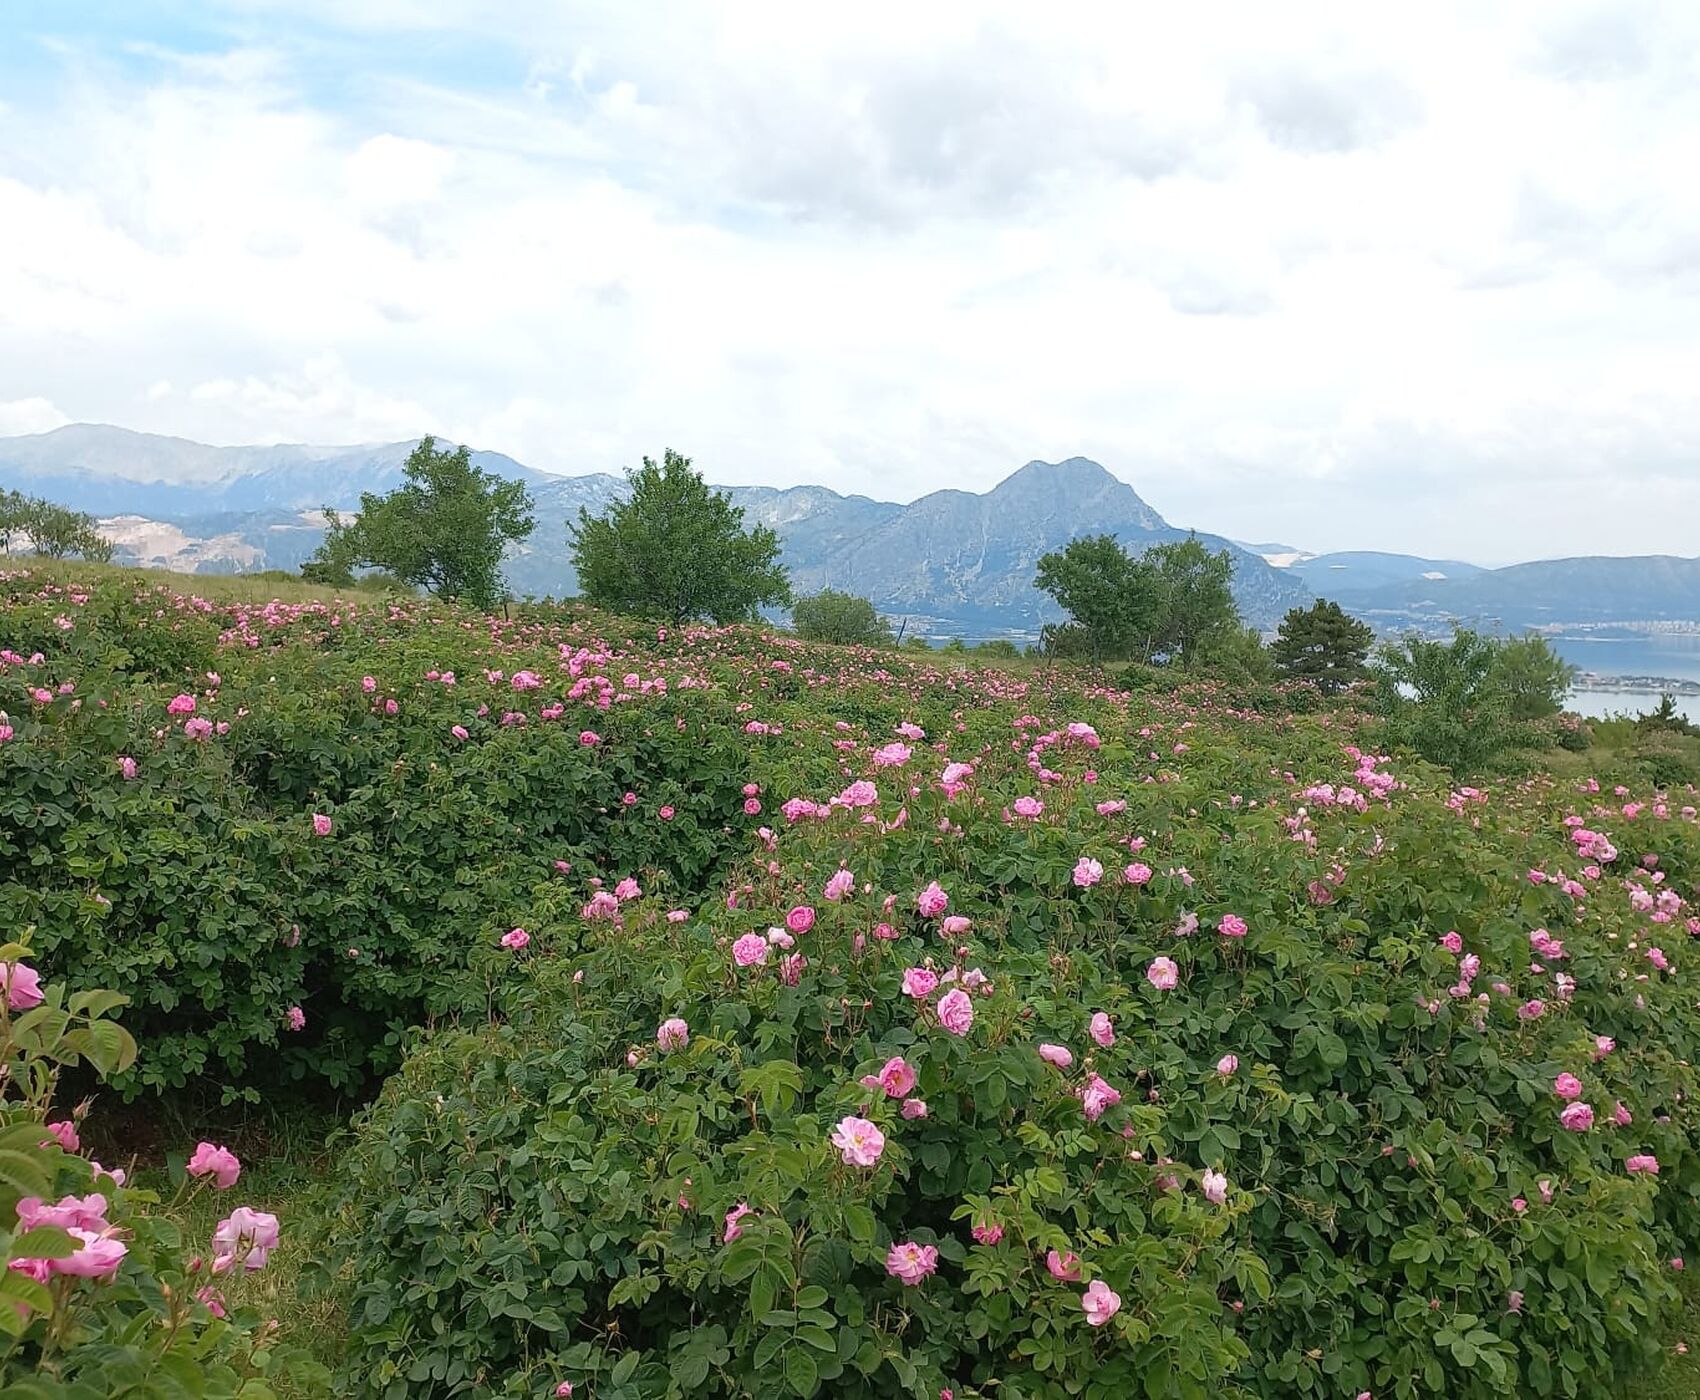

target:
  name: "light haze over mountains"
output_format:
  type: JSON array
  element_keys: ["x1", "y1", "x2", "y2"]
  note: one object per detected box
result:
[{"x1": 4, "y1": 424, "x2": 1696, "y2": 641}]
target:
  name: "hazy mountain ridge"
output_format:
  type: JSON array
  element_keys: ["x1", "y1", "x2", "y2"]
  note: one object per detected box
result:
[{"x1": 3, "y1": 425, "x2": 1697, "y2": 638}]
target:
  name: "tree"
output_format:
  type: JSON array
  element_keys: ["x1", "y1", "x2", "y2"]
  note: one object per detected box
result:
[
  {"x1": 1371, "y1": 628, "x2": 1573, "y2": 773},
  {"x1": 791, "y1": 589, "x2": 893, "y2": 646},
  {"x1": 1270, "y1": 599, "x2": 1374, "y2": 693},
  {"x1": 2, "y1": 493, "x2": 113, "y2": 562},
  {"x1": 569, "y1": 449, "x2": 789, "y2": 624},
  {"x1": 1142, "y1": 537, "x2": 1240, "y2": 666},
  {"x1": 305, "y1": 436, "x2": 534, "y2": 609},
  {"x1": 1034, "y1": 534, "x2": 1161, "y2": 661},
  {"x1": 1489, "y1": 634, "x2": 1576, "y2": 721},
  {"x1": 1194, "y1": 624, "x2": 1276, "y2": 686}
]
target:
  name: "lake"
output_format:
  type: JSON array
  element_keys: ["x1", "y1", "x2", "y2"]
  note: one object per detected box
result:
[{"x1": 1547, "y1": 633, "x2": 1700, "y2": 723}]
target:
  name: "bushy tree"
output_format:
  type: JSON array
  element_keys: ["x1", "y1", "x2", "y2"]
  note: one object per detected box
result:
[
  {"x1": 1371, "y1": 628, "x2": 1574, "y2": 773},
  {"x1": 1034, "y1": 534, "x2": 1162, "y2": 661},
  {"x1": 0, "y1": 492, "x2": 113, "y2": 562},
  {"x1": 791, "y1": 589, "x2": 893, "y2": 646},
  {"x1": 1270, "y1": 599, "x2": 1374, "y2": 693},
  {"x1": 1036, "y1": 533, "x2": 1239, "y2": 665},
  {"x1": 1194, "y1": 624, "x2": 1276, "y2": 686},
  {"x1": 1490, "y1": 634, "x2": 1577, "y2": 721},
  {"x1": 569, "y1": 449, "x2": 789, "y2": 624},
  {"x1": 305, "y1": 436, "x2": 534, "y2": 609}
]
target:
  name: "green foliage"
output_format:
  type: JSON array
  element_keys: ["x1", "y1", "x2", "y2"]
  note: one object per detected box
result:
[
  {"x1": 1036, "y1": 534, "x2": 1240, "y2": 665},
  {"x1": 0, "y1": 942, "x2": 320, "y2": 1394},
  {"x1": 306, "y1": 437, "x2": 535, "y2": 609},
  {"x1": 1491, "y1": 636, "x2": 1578, "y2": 723},
  {"x1": 0, "y1": 490, "x2": 113, "y2": 563},
  {"x1": 1194, "y1": 625, "x2": 1276, "y2": 687},
  {"x1": 570, "y1": 450, "x2": 790, "y2": 624},
  {"x1": 1270, "y1": 599, "x2": 1373, "y2": 694},
  {"x1": 1636, "y1": 695, "x2": 1700, "y2": 740},
  {"x1": 318, "y1": 713, "x2": 1700, "y2": 1400},
  {"x1": 1371, "y1": 629, "x2": 1574, "y2": 774},
  {"x1": 791, "y1": 590, "x2": 893, "y2": 647}
]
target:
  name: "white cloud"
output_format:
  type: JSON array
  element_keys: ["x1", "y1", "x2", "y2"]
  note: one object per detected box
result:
[
  {"x1": 0, "y1": 398, "x2": 71, "y2": 436},
  {"x1": 0, "y1": 2, "x2": 1699, "y2": 561}
]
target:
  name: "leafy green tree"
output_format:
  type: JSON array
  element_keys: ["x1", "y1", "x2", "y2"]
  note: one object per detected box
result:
[
  {"x1": 569, "y1": 449, "x2": 789, "y2": 624},
  {"x1": 1270, "y1": 599, "x2": 1374, "y2": 693},
  {"x1": 1195, "y1": 624, "x2": 1276, "y2": 686},
  {"x1": 1143, "y1": 537, "x2": 1240, "y2": 666},
  {"x1": 1636, "y1": 693, "x2": 1700, "y2": 739},
  {"x1": 1489, "y1": 634, "x2": 1576, "y2": 721},
  {"x1": 973, "y1": 639, "x2": 1022, "y2": 659},
  {"x1": 7, "y1": 494, "x2": 113, "y2": 562},
  {"x1": 790, "y1": 589, "x2": 893, "y2": 646},
  {"x1": 1034, "y1": 534, "x2": 1161, "y2": 661},
  {"x1": 305, "y1": 436, "x2": 534, "y2": 609},
  {"x1": 1372, "y1": 628, "x2": 1570, "y2": 773}
]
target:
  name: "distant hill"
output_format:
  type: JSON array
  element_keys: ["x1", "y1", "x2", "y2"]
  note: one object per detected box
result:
[
  {"x1": 5, "y1": 425, "x2": 1697, "y2": 640},
  {"x1": 0, "y1": 426, "x2": 1308, "y2": 633},
  {"x1": 1345, "y1": 555, "x2": 1700, "y2": 629},
  {"x1": 1287, "y1": 550, "x2": 1486, "y2": 595}
]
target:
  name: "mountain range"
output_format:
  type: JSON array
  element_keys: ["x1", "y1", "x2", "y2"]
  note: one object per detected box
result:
[{"x1": 3, "y1": 424, "x2": 1697, "y2": 640}]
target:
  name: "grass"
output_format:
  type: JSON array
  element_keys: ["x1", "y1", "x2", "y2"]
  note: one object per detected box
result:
[{"x1": 86, "y1": 1099, "x2": 351, "y2": 1395}]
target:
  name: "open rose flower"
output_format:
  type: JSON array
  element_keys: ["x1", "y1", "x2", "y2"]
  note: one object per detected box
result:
[
  {"x1": 1082, "y1": 1278, "x2": 1122, "y2": 1326},
  {"x1": 831, "y1": 1116, "x2": 886, "y2": 1167},
  {"x1": 186, "y1": 1142, "x2": 241, "y2": 1190},
  {"x1": 885, "y1": 1240, "x2": 938, "y2": 1285}
]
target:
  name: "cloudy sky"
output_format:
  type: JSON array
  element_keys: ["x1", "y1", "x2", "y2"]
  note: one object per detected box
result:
[{"x1": 2, "y1": 1, "x2": 1699, "y2": 562}]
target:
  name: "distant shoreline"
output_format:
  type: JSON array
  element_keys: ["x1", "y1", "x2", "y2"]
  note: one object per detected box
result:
[{"x1": 1572, "y1": 672, "x2": 1700, "y2": 696}]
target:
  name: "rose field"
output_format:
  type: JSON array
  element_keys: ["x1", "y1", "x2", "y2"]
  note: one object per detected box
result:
[{"x1": 2, "y1": 563, "x2": 1700, "y2": 1399}]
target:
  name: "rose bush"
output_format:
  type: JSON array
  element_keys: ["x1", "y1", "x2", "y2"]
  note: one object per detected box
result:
[
  {"x1": 0, "y1": 934, "x2": 317, "y2": 1394},
  {"x1": 7, "y1": 566, "x2": 1700, "y2": 1397},
  {"x1": 317, "y1": 688, "x2": 1700, "y2": 1397}
]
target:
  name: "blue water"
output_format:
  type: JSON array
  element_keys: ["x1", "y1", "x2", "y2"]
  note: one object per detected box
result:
[{"x1": 1547, "y1": 634, "x2": 1700, "y2": 723}]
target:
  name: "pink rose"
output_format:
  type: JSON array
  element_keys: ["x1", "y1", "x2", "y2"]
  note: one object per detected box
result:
[
  {"x1": 971, "y1": 1219, "x2": 1003, "y2": 1245},
  {"x1": 937, "y1": 989, "x2": 974, "y2": 1036},
  {"x1": 311, "y1": 813, "x2": 332, "y2": 837},
  {"x1": 1200, "y1": 1168, "x2": 1228, "y2": 1204},
  {"x1": 44, "y1": 1120, "x2": 79, "y2": 1153},
  {"x1": 211, "y1": 1207, "x2": 280, "y2": 1272},
  {"x1": 1146, "y1": 957, "x2": 1179, "y2": 991},
  {"x1": 1626, "y1": 1154, "x2": 1660, "y2": 1175},
  {"x1": 824, "y1": 870, "x2": 856, "y2": 902},
  {"x1": 1078, "y1": 1073, "x2": 1121, "y2": 1122},
  {"x1": 732, "y1": 933, "x2": 769, "y2": 967},
  {"x1": 1038, "y1": 1043, "x2": 1075, "y2": 1069},
  {"x1": 657, "y1": 1018, "x2": 689, "y2": 1051},
  {"x1": 723, "y1": 1203, "x2": 753, "y2": 1242},
  {"x1": 885, "y1": 1240, "x2": 938, "y2": 1285},
  {"x1": 916, "y1": 882, "x2": 949, "y2": 918},
  {"x1": 0, "y1": 962, "x2": 43, "y2": 1011},
  {"x1": 1046, "y1": 1249, "x2": 1081, "y2": 1281},
  {"x1": 1088, "y1": 1012, "x2": 1115, "y2": 1047},
  {"x1": 900, "y1": 1097, "x2": 927, "y2": 1119},
  {"x1": 1082, "y1": 1278, "x2": 1121, "y2": 1326},
  {"x1": 1218, "y1": 913, "x2": 1248, "y2": 938},
  {"x1": 860, "y1": 1056, "x2": 917, "y2": 1098},
  {"x1": 1559, "y1": 1102, "x2": 1595, "y2": 1132},
  {"x1": 1072, "y1": 857, "x2": 1103, "y2": 889},
  {"x1": 1123, "y1": 862, "x2": 1153, "y2": 886},
  {"x1": 186, "y1": 1142, "x2": 241, "y2": 1190},
  {"x1": 500, "y1": 927, "x2": 530, "y2": 951},
  {"x1": 1553, "y1": 1073, "x2": 1583, "y2": 1100},
  {"x1": 902, "y1": 967, "x2": 939, "y2": 999},
  {"x1": 786, "y1": 905, "x2": 816, "y2": 934},
  {"x1": 1216, "y1": 1053, "x2": 1239, "y2": 1077},
  {"x1": 831, "y1": 1116, "x2": 886, "y2": 1167}
]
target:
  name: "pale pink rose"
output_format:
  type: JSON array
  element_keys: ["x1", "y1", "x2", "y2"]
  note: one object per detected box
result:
[
  {"x1": 1038, "y1": 1043, "x2": 1074, "y2": 1069},
  {"x1": 1626, "y1": 1154, "x2": 1660, "y2": 1175},
  {"x1": 824, "y1": 870, "x2": 856, "y2": 902},
  {"x1": 937, "y1": 989, "x2": 974, "y2": 1036},
  {"x1": 1072, "y1": 857, "x2": 1103, "y2": 889},
  {"x1": 1046, "y1": 1249, "x2": 1081, "y2": 1281},
  {"x1": 1553, "y1": 1073, "x2": 1583, "y2": 1100},
  {"x1": 1200, "y1": 1168, "x2": 1228, "y2": 1204},
  {"x1": 1559, "y1": 1102, "x2": 1594, "y2": 1132},
  {"x1": 859, "y1": 1056, "x2": 917, "y2": 1098},
  {"x1": 500, "y1": 927, "x2": 530, "y2": 950},
  {"x1": 1081, "y1": 1278, "x2": 1121, "y2": 1326},
  {"x1": 311, "y1": 812, "x2": 332, "y2": 837},
  {"x1": 900, "y1": 1097, "x2": 928, "y2": 1119},
  {"x1": 885, "y1": 1240, "x2": 938, "y2": 1285},
  {"x1": 732, "y1": 933, "x2": 769, "y2": 967},
  {"x1": 657, "y1": 1018, "x2": 689, "y2": 1051},
  {"x1": 971, "y1": 1219, "x2": 1003, "y2": 1245},
  {"x1": 1218, "y1": 913, "x2": 1247, "y2": 938},
  {"x1": 916, "y1": 882, "x2": 949, "y2": 918},
  {"x1": 186, "y1": 1142, "x2": 241, "y2": 1189},
  {"x1": 1146, "y1": 957, "x2": 1179, "y2": 991},
  {"x1": 831, "y1": 1116, "x2": 886, "y2": 1167},
  {"x1": 1088, "y1": 1012, "x2": 1115, "y2": 1047},
  {"x1": 786, "y1": 905, "x2": 816, "y2": 934},
  {"x1": 1216, "y1": 1054, "x2": 1239, "y2": 1077},
  {"x1": 44, "y1": 1120, "x2": 79, "y2": 1153},
  {"x1": 1123, "y1": 862, "x2": 1153, "y2": 886},
  {"x1": 1078, "y1": 1073, "x2": 1121, "y2": 1122}
]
